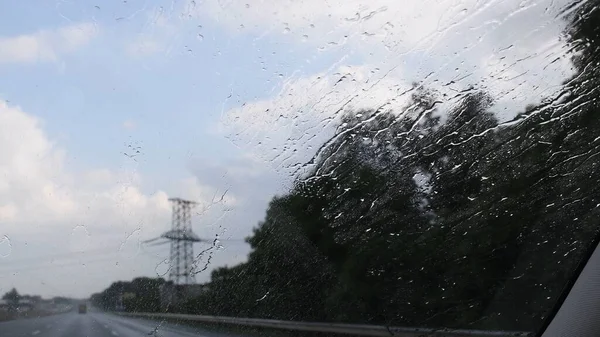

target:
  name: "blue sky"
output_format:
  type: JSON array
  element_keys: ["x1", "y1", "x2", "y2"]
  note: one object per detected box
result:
[
  {"x1": 0, "y1": 0, "x2": 360, "y2": 298},
  {"x1": 0, "y1": 0, "x2": 355, "y2": 186}
]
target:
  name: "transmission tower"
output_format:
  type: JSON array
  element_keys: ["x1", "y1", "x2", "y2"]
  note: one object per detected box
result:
[
  {"x1": 144, "y1": 197, "x2": 241, "y2": 286},
  {"x1": 160, "y1": 198, "x2": 201, "y2": 285}
]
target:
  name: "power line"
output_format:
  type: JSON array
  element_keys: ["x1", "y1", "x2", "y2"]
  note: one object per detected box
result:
[
  {"x1": 0, "y1": 236, "x2": 248, "y2": 273},
  {"x1": 0, "y1": 246, "x2": 122, "y2": 265},
  {"x1": 0, "y1": 256, "x2": 124, "y2": 274},
  {"x1": 0, "y1": 247, "x2": 169, "y2": 273}
]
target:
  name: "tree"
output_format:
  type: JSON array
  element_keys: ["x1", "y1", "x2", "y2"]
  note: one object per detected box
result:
[
  {"x1": 2, "y1": 288, "x2": 20, "y2": 312},
  {"x1": 91, "y1": 278, "x2": 166, "y2": 313}
]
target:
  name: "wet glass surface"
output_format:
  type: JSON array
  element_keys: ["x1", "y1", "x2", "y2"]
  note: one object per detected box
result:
[{"x1": 1, "y1": 0, "x2": 600, "y2": 336}]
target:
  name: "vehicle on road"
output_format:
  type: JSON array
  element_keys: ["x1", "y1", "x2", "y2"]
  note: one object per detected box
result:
[{"x1": 78, "y1": 304, "x2": 87, "y2": 314}]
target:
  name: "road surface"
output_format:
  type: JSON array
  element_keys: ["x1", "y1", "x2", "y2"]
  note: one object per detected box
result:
[{"x1": 0, "y1": 311, "x2": 242, "y2": 337}]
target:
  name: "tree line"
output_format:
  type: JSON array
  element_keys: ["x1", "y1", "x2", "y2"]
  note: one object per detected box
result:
[
  {"x1": 90, "y1": 277, "x2": 165, "y2": 313},
  {"x1": 1, "y1": 288, "x2": 72, "y2": 311}
]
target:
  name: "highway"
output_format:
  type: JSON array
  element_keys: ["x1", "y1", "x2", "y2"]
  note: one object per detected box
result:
[{"x1": 0, "y1": 311, "x2": 242, "y2": 337}]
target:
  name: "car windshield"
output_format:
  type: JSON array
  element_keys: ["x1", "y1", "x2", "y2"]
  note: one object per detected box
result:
[{"x1": 1, "y1": 0, "x2": 599, "y2": 336}]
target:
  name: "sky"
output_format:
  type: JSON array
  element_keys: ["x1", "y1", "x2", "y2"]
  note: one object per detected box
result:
[{"x1": 0, "y1": 0, "x2": 583, "y2": 298}]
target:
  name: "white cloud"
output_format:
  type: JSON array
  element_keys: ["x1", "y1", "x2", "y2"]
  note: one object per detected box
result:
[
  {"x1": 125, "y1": 35, "x2": 164, "y2": 56},
  {"x1": 208, "y1": 0, "x2": 577, "y2": 173},
  {"x1": 122, "y1": 119, "x2": 137, "y2": 130},
  {"x1": 0, "y1": 23, "x2": 98, "y2": 65},
  {"x1": 124, "y1": 6, "x2": 180, "y2": 57},
  {"x1": 221, "y1": 64, "x2": 415, "y2": 176},
  {"x1": 177, "y1": 176, "x2": 238, "y2": 213},
  {"x1": 194, "y1": 0, "x2": 457, "y2": 52},
  {"x1": 0, "y1": 100, "x2": 169, "y2": 238},
  {"x1": 0, "y1": 100, "x2": 238, "y2": 297},
  {"x1": 191, "y1": 0, "x2": 572, "y2": 56}
]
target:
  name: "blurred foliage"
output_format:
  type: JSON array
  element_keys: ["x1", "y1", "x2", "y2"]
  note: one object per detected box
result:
[
  {"x1": 91, "y1": 277, "x2": 166, "y2": 313},
  {"x1": 2, "y1": 288, "x2": 20, "y2": 312}
]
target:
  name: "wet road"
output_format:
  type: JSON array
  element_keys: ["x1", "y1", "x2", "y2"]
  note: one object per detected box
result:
[{"x1": 0, "y1": 311, "x2": 238, "y2": 337}]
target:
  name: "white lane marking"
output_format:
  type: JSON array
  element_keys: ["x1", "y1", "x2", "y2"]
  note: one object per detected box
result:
[
  {"x1": 111, "y1": 331, "x2": 119, "y2": 336},
  {"x1": 32, "y1": 330, "x2": 40, "y2": 336}
]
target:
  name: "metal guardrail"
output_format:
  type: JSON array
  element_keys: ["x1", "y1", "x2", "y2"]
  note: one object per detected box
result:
[{"x1": 117, "y1": 312, "x2": 533, "y2": 337}]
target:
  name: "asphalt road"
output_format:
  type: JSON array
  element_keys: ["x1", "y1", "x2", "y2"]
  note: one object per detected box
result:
[{"x1": 0, "y1": 311, "x2": 241, "y2": 337}]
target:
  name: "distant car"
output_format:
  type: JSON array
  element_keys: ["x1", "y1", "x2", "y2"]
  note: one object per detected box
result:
[{"x1": 78, "y1": 304, "x2": 87, "y2": 314}]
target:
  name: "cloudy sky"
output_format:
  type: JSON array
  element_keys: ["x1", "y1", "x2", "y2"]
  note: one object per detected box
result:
[{"x1": 0, "y1": 0, "x2": 580, "y2": 298}]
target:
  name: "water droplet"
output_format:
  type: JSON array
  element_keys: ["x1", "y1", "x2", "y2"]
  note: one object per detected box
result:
[
  {"x1": 0, "y1": 235, "x2": 12, "y2": 258},
  {"x1": 197, "y1": 34, "x2": 204, "y2": 41},
  {"x1": 283, "y1": 27, "x2": 291, "y2": 34},
  {"x1": 155, "y1": 259, "x2": 170, "y2": 277},
  {"x1": 70, "y1": 225, "x2": 92, "y2": 252}
]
